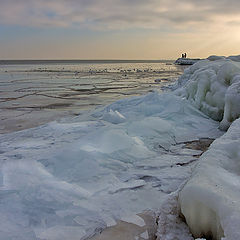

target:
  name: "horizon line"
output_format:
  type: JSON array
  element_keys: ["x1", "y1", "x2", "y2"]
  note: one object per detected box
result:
[{"x1": 0, "y1": 59, "x2": 175, "y2": 65}]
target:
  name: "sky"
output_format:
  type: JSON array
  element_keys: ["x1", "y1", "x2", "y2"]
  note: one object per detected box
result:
[{"x1": 0, "y1": 0, "x2": 240, "y2": 60}]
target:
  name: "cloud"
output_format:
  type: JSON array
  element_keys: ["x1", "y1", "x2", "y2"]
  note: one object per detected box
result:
[{"x1": 1, "y1": 0, "x2": 240, "y2": 30}]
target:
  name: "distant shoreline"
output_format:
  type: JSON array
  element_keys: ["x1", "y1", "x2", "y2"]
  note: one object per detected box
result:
[{"x1": 0, "y1": 59, "x2": 174, "y2": 65}]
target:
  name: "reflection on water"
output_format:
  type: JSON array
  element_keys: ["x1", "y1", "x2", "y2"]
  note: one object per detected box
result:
[{"x1": 0, "y1": 61, "x2": 186, "y2": 133}]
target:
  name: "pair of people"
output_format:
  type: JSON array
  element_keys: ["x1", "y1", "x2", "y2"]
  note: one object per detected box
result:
[{"x1": 181, "y1": 53, "x2": 187, "y2": 58}]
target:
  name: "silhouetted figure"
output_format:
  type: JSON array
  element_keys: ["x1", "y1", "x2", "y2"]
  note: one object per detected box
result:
[
  {"x1": 182, "y1": 54, "x2": 184, "y2": 58},
  {"x1": 184, "y1": 53, "x2": 187, "y2": 58}
]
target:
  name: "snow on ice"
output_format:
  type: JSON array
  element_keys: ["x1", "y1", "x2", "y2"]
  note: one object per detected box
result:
[{"x1": 175, "y1": 57, "x2": 240, "y2": 130}]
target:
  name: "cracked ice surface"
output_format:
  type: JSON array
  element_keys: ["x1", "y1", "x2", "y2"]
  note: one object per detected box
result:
[
  {"x1": 0, "y1": 91, "x2": 222, "y2": 239},
  {"x1": 0, "y1": 61, "x2": 184, "y2": 133}
]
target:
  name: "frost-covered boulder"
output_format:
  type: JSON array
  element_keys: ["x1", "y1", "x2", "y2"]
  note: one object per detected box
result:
[
  {"x1": 175, "y1": 59, "x2": 240, "y2": 130},
  {"x1": 227, "y1": 55, "x2": 240, "y2": 62},
  {"x1": 207, "y1": 55, "x2": 225, "y2": 61},
  {"x1": 207, "y1": 55, "x2": 240, "y2": 62},
  {"x1": 175, "y1": 58, "x2": 200, "y2": 65},
  {"x1": 178, "y1": 118, "x2": 240, "y2": 240}
]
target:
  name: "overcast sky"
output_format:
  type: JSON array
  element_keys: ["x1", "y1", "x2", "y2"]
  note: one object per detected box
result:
[{"x1": 1, "y1": 0, "x2": 240, "y2": 59}]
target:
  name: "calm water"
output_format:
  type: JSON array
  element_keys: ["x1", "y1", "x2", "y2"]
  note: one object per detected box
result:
[{"x1": 0, "y1": 60, "x2": 186, "y2": 133}]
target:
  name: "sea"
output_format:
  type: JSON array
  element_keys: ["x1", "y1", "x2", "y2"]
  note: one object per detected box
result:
[{"x1": 0, "y1": 60, "x2": 185, "y2": 134}]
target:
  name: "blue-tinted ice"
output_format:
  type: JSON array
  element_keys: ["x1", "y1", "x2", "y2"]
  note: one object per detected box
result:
[{"x1": 0, "y1": 91, "x2": 222, "y2": 239}]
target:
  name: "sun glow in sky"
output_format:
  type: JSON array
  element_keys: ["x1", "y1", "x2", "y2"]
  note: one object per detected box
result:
[{"x1": 1, "y1": 0, "x2": 240, "y2": 59}]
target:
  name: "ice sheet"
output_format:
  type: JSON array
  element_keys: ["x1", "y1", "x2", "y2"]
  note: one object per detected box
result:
[{"x1": 0, "y1": 91, "x2": 222, "y2": 239}]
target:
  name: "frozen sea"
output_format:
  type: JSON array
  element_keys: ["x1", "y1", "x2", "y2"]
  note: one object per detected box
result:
[
  {"x1": 0, "y1": 60, "x2": 227, "y2": 240},
  {"x1": 0, "y1": 60, "x2": 185, "y2": 134}
]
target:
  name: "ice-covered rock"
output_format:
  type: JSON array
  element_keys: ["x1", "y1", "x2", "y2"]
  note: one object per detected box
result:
[
  {"x1": 206, "y1": 55, "x2": 240, "y2": 62},
  {"x1": 179, "y1": 118, "x2": 240, "y2": 240},
  {"x1": 207, "y1": 55, "x2": 225, "y2": 61},
  {"x1": 227, "y1": 55, "x2": 240, "y2": 62},
  {"x1": 175, "y1": 59, "x2": 240, "y2": 130},
  {"x1": 175, "y1": 58, "x2": 200, "y2": 65}
]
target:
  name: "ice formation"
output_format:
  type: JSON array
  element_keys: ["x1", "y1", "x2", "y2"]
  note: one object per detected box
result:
[
  {"x1": 175, "y1": 58, "x2": 240, "y2": 130},
  {"x1": 175, "y1": 58, "x2": 200, "y2": 65},
  {"x1": 0, "y1": 91, "x2": 222, "y2": 240},
  {"x1": 177, "y1": 56, "x2": 240, "y2": 240},
  {"x1": 207, "y1": 54, "x2": 240, "y2": 62},
  {"x1": 1, "y1": 55, "x2": 240, "y2": 239},
  {"x1": 179, "y1": 118, "x2": 240, "y2": 240}
]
